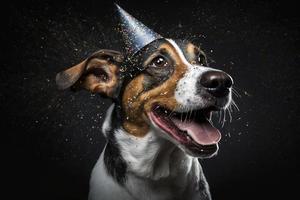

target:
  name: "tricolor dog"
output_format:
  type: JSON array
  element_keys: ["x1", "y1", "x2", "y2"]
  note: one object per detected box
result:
[{"x1": 56, "y1": 5, "x2": 233, "y2": 200}]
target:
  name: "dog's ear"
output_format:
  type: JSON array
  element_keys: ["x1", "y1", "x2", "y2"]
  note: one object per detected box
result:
[{"x1": 56, "y1": 49, "x2": 124, "y2": 97}]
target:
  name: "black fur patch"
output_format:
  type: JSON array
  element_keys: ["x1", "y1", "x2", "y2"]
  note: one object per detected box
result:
[
  {"x1": 104, "y1": 141, "x2": 127, "y2": 184},
  {"x1": 103, "y1": 103, "x2": 127, "y2": 185}
]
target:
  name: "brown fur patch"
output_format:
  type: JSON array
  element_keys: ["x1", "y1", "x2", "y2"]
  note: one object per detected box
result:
[
  {"x1": 122, "y1": 41, "x2": 189, "y2": 137},
  {"x1": 186, "y1": 43, "x2": 197, "y2": 63},
  {"x1": 56, "y1": 60, "x2": 87, "y2": 90},
  {"x1": 186, "y1": 43, "x2": 208, "y2": 67},
  {"x1": 82, "y1": 60, "x2": 119, "y2": 97},
  {"x1": 122, "y1": 75, "x2": 150, "y2": 136},
  {"x1": 56, "y1": 49, "x2": 123, "y2": 97}
]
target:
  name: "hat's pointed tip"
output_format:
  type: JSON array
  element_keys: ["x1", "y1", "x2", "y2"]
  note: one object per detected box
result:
[
  {"x1": 114, "y1": 3, "x2": 163, "y2": 56},
  {"x1": 114, "y1": 3, "x2": 125, "y2": 15},
  {"x1": 114, "y1": 3, "x2": 120, "y2": 10}
]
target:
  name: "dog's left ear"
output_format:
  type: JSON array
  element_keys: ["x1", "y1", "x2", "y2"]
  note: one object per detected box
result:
[{"x1": 56, "y1": 49, "x2": 124, "y2": 98}]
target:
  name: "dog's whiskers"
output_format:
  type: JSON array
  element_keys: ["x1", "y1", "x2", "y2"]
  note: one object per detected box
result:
[
  {"x1": 221, "y1": 109, "x2": 226, "y2": 127},
  {"x1": 218, "y1": 110, "x2": 222, "y2": 123},
  {"x1": 231, "y1": 99, "x2": 240, "y2": 111},
  {"x1": 227, "y1": 107, "x2": 233, "y2": 123},
  {"x1": 184, "y1": 108, "x2": 190, "y2": 123},
  {"x1": 179, "y1": 105, "x2": 184, "y2": 122},
  {"x1": 232, "y1": 87, "x2": 241, "y2": 98},
  {"x1": 216, "y1": 95, "x2": 239, "y2": 126},
  {"x1": 168, "y1": 107, "x2": 176, "y2": 118},
  {"x1": 189, "y1": 109, "x2": 193, "y2": 122}
]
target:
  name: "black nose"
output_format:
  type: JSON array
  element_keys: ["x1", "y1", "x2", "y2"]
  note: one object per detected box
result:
[{"x1": 199, "y1": 71, "x2": 233, "y2": 97}]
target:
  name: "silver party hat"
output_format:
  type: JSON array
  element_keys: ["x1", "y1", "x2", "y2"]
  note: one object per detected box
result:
[{"x1": 115, "y1": 4, "x2": 163, "y2": 56}]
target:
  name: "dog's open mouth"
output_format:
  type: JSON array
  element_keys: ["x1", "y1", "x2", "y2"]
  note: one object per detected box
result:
[{"x1": 149, "y1": 105, "x2": 221, "y2": 156}]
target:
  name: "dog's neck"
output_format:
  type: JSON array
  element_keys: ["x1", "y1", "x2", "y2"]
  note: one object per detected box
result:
[{"x1": 102, "y1": 104, "x2": 195, "y2": 181}]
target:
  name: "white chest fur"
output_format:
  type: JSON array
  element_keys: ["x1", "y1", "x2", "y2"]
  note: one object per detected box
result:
[
  {"x1": 89, "y1": 147, "x2": 210, "y2": 200},
  {"x1": 88, "y1": 104, "x2": 211, "y2": 200}
]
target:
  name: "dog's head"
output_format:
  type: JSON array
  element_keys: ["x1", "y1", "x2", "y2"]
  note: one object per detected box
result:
[{"x1": 56, "y1": 38, "x2": 233, "y2": 158}]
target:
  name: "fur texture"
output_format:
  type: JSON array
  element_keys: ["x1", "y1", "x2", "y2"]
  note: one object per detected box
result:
[{"x1": 89, "y1": 104, "x2": 211, "y2": 200}]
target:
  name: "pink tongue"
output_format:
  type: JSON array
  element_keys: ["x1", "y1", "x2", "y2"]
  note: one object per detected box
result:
[{"x1": 171, "y1": 118, "x2": 221, "y2": 145}]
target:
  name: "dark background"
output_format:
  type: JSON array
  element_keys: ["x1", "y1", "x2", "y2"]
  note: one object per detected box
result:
[{"x1": 1, "y1": 0, "x2": 299, "y2": 199}]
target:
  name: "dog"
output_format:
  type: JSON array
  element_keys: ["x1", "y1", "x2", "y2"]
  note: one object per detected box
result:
[{"x1": 56, "y1": 37, "x2": 233, "y2": 200}]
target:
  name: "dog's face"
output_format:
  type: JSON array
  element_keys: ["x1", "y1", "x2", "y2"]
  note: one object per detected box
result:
[{"x1": 56, "y1": 39, "x2": 233, "y2": 158}]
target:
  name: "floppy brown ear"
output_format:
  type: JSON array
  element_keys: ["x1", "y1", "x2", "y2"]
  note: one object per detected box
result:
[{"x1": 56, "y1": 49, "x2": 124, "y2": 97}]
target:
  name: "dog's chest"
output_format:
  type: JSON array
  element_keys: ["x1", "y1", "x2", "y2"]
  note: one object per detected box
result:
[
  {"x1": 89, "y1": 137, "x2": 208, "y2": 200},
  {"x1": 123, "y1": 149, "x2": 202, "y2": 200}
]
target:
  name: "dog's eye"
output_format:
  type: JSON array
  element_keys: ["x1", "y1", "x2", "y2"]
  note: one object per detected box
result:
[
  {"x1": 149, "y1": 56, "x2": 169, "y2": 68},
  {"x1": 198, "y1": 54, "x2": 206, "y2": 66}
]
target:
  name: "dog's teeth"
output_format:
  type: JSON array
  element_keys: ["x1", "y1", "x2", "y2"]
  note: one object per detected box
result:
[
  {"x1": 153, "y1": 105, "x2": 160, "y2": 110},
  {"x1": 187, "y1": 135, "x2": 192, "y2": 141}
]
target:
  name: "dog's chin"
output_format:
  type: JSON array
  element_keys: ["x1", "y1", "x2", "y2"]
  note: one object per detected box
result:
[{"x1": 147, "y1": 104, "x2": 222, "y2": 158}]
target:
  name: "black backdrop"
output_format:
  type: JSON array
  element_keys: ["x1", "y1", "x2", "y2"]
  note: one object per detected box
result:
[{"x1": 1, "y1": 0, "x2": 299, "y2": 199}]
